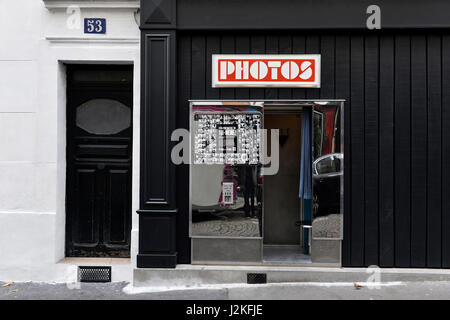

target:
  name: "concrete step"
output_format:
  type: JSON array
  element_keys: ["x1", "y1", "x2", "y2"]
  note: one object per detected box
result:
[{"x1": 134, "y1": 264, "x2": 450, "y2": 287}]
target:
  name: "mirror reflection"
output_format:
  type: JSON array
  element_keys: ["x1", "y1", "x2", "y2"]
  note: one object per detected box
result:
[
  {"x1": 312, "y1": 104, "x2": 342, "y2": 239},
  {"x1": 191, "y1": 164, "x2": 262, "y2": 237},
  {"x1": 191, "y1": 104, "x2": 263, "y2": 238}
]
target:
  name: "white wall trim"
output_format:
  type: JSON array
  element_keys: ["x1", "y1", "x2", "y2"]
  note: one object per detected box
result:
[
  {"x1": 0, "y1": 211, "x2": 55, "y2": 215},
  {"x1": 43, "y1": 1, "x2": 140, "y2": 10},
  {"x1": 46, "y1": 36, "x2": 140, "y2": 44}
]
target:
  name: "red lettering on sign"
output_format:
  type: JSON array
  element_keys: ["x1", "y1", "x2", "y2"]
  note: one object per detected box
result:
[{"x1": 218, "y1": 59, "x2": 315, "y2": 82}]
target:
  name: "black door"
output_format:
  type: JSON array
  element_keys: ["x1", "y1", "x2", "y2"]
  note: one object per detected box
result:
[{"x1": 66, "y1": 65, "x2": 133, "y2": 257}]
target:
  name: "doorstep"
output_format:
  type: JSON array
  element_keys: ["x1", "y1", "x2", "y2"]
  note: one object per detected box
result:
[
  {"x1": 59, "y1": 257, "x2": 131, "y2": 265},
  {"x1": 133, "y1": 264, "x2": 450, "y2": 287},
  {"x1": 58, "y1": 257, "x2": 132, "y2": 282}
]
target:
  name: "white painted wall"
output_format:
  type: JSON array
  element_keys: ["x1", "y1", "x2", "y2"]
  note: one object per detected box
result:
[{"x1": 0, "y1": 0, "x2": 140, "y2": 282}]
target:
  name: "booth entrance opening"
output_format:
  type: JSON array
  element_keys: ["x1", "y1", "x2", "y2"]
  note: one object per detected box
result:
[
  {"x1": 263, "y1": 107, "x2": 309, "y2": 264},
  {"x1": 189, "y1": 100, "x2": 343, "y2": 266}
]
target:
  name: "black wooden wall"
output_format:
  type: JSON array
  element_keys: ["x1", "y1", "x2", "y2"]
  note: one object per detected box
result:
[{"x1": 176, "y1": 31, "x2": 450, "y2": 268}]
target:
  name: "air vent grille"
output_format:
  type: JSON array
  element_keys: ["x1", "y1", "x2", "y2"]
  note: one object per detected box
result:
[
  {"x1": 247, "y1": 273, "x2": 267, "y2": 284},
  {"x1": 78, "y1": 266, "x2": 111, "y2": 283}
]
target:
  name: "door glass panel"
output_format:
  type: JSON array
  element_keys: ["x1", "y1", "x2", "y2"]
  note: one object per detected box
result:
[{"x1": 76, "y1": 99, "x2": 131, "y2": 135}]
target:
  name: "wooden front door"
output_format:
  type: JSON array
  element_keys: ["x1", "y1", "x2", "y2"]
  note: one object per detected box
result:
[{"x1": 65, "y1": 65, "x2": 133, "y2": 257}]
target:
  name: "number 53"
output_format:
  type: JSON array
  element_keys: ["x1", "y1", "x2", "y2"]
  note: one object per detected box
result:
[{"x1": 85, "y1": 19, "x2": 105, "y2": 33}]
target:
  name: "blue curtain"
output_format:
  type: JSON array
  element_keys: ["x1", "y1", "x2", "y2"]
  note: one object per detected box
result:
[
  {"x1": 299, "y1": 109, "x2": 312, "y2": 200},
  {"x1": 299, "y1": 109, "x2": 312, "y2": 254}
]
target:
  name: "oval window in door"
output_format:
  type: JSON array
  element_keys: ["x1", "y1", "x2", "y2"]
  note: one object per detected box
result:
[{"x1": 76, "y1": 98, "x2": 131, "y2": 135}]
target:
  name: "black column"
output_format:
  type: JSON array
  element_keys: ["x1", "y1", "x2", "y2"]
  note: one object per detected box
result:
[{"x1": 138, "y1": 0, "x2": 178, "y2": 268}]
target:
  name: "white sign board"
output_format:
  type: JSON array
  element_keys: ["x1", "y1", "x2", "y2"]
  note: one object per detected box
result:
[{"x1": 212, "y1": 54, "x2": 321, "y2": 88}]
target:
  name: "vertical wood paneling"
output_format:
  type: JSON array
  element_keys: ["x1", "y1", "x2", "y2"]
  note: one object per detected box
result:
[
  {"x1": 249, "y1": 35, "x2": 266, "y2": 99},
  {"x1": 176, "y1": 35, "x2": 192, "y2": 263},
  {"x1": 349, "y1": 35, "x2": 365, "y2": 266},
  {"x1": 320, "y1": 35, "x2": 335, "y2": 99},
  {"x1": 264, "y1": 35, "x2": 279, "y2": 99},
  {"x1": 191, "y1": 36, "x2": 206, "y2": 99},
  {"x1": 335, "y1": 35, "x2": 352, "y2": 266},
  {"x1": 426, "y1": 34, "x2": 442, "y2": 267},
  {"x1": 235, "y1": 35, "x2": 250, "y2": 99},
  {"x1": 277, "y1": 35, "x2": 293, "y2": 99},
  {"x1": 177, "y1": 32, "x2": 449, "y2": 267},
  {"x1": 178, "y1": 36, "x2": 192, "y2": 129},
  {"x1": 364, "y1": 35, "x2": 379, "y2": 266},
  {"x1": 442, "y1": 35, "x2": 450, "y2": 267},
  {"x1": 410, "y1": 35, "x2": 428, "y2": 267},
  {"x1": 220, "y1": 35, "x2": 235, "y2": 99},
  {"x1": 306, "y1": 35, "x2": 321, "y2": 100},
  {"x1": 206, "y1": 36, "x2": 221, "y2": 99},
  {"x1": 292, "y1": 35, "x2": 307, "y2": 99},
  {"x1": 394, "y1": 35, "x2": 411, "y2": 267},
  {"x1": 379, "y1": 35, "x2": 395, "y2": 266},
  {"x1": 176, "y1": 36, "x2": 192, "y2": 263},
  {"x1": 278, "y1": 35, "x2": 293, "y2": 99}
]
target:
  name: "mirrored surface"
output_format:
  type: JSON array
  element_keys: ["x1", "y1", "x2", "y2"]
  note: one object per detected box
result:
[
  {"x1": 191, "y1": 103, "x2": 263, "y2": 238},
  {"x1": 191, "y1": 163, "x2": 262, "y2": 237},
  {"x1": 312, "y1": 103, "x2": 343, "y2": 239}
]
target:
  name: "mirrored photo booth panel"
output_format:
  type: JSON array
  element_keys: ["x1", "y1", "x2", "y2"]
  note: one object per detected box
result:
[
  {"x1": 311, "y1": 102, "x2": 343, "y2": 263},
  {"x1": 189, "y1": 101, "x2": 343, "y2": 265},
  {"x1": 190, "y1": 102, "x2": 263, "y2": 263}
]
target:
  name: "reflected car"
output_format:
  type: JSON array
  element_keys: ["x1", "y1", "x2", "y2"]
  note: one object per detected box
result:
[{"x1": 312, "y1": 153, "x2": 343, "y2": 217}]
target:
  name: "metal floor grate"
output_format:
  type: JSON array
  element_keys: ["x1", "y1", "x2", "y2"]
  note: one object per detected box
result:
[
  {"x1": 78, "y1": 266, "x2": 111, "y2": 283},
  {"x1": 247, "y1": 273, "x2": 267, "y2": 284}
]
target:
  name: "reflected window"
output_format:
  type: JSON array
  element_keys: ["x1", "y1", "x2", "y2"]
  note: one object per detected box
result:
[
  {"x1": 313, "y1": 111, "x2": 324, "y2": 159},
  {"x1": 76, "y1": 99, "x2": 131, "y2": 135}
]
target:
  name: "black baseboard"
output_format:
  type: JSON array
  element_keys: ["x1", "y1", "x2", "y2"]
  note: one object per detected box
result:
[{"x1": 137, "y1": 253, "x2": 178, "y2": 268}]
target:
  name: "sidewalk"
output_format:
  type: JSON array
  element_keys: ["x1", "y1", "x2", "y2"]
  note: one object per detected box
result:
[{"x1": 2, "y1": 280, "x2": 450, "y2": 300}]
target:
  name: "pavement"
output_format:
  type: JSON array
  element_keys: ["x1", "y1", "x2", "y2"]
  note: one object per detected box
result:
[{"x1": 2, "y1": 280, "x2": 450, "y2": 300}]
